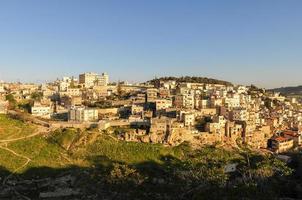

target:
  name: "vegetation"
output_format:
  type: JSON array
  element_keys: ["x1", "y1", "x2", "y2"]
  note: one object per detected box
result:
[
  {"x1": 17, "y1": 100, "x2": 32, "y2": 113},
  {"x1": 30, "y1": 91, "x2": 43, "y2": 101},
  {"x1": 149, "y1": 76, "x2": 233, "y2": 86},
  {"x1": 270, "y1": 85, "x2": 302, "y2": 96},
  {"x1": 84, "y1": 100, "x2": 119, "y2": 109},
  {"x1": 5, "y1": 94, "x2": 17, "y2": 109},
  {"x1": 0, "y1": 114, "x2": 35, "y2": 140},
  {"x1": 0, "y1": 115, "x2": 301, "y2": 199}
]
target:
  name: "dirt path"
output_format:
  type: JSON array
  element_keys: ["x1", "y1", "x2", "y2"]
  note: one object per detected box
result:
[
  {"x1": 0, "y1": 127, "x2": 49, "y2": 143},
  {"x1": 0, "y1": 144, "x2": 31, "y2": 185},
  {"x1": 0, "y1": 126, "x2": 49, "y2": 185}
]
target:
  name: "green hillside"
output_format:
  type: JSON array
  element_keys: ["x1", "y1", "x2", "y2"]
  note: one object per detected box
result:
[
  {"x1": 0, "y1": 114, "x2": 301, "y2": 199},
  {"x1": 270, "y1": 85, "x2": 302, "y2": 96}
]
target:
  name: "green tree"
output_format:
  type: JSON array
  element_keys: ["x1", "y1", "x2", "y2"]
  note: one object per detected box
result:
[
  {"x1": 31, "y1": 92, "x2": 43, "y2": 101},
  {"x1": 5, "y1": 94, "x2": 17, "y2": 109}
]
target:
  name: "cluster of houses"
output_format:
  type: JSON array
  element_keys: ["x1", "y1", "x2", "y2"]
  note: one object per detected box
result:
[{"x1": 1, "y1": 73, "x2": 302, "y2": 153}]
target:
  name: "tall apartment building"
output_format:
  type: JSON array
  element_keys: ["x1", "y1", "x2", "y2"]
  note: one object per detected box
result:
[
  {"x1": 97, "y1": 73, "x2": 109, "y2": 86},
  {"x1": 79, "y1": 72, "x2": 109, "y2": 88},
  {"x1": 79, "y1": 72, "x2": 98, "y2": 88}
]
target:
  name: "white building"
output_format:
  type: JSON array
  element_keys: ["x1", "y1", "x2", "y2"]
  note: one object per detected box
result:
[
  {"x1": 97, "y1": 73, "x2": 109, "y2": 86},
  {"x1": 174, "y1": 92, "x2": 195, "y2": 109},
  {"x1": 31, "y1": 102, "x2": 52, "y2": 119},
  {"x1": 59, "y1": 88, "x2": 81, "y2": 97},
  {"x1": 79, "y1": 72, "x2": 109, "y2": 88},
  {"x1": 155, "y1": 99, "x2": 173, "y2": 111},
  {"x1": 231, "y1": 108, "x2": 248, "y2": 121},
  {"x1": 69, "y1": 107, "x2": 98, "y2": 122},
  {"x1": 131, "y1": 104, "x2": 144, "y2": 115},
  {"x1": 0, "y1": 84, "x2": 5, "y2": 93},
  {"x1": 79, "y1": 72, "x2": 98, "y2": 88},
  {"x1": 0, "y1": 100, "x2": 8, "y2": 114},
  {"x1": 183, "y1": 113, "x2": 195, "y2": 127},
  {"x1": 225, "y1": 93, "x2": 240, "y2": 108}
]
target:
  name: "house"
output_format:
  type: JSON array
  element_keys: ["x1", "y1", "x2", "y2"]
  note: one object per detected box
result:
[
  {"x1": 150, "y1": 117, "x2": 169, "y2": 134},
  {"x1": 59, "y1": 88, "x2": 81, "y2": 97},
  {"x1": 176, "y1": 93, "x2": 195, "y2": 109},
  {"x1": 60, "y1": 95, "x2": 82, "y2": 108},
  {"x1": 158, "y1": 88, "x2": 170, "y2": 98},
  {"x1": 183, "y1": 113, "x2": 195, "y2": 127},
  {"x1": 0, "y1": 84, "x2": 5, "y2": 93},
  {"x1": 31, "y1": 102, "x2": 52, "y2": 119},
  {"x1": 146, "y1": 88, "x2": 158, "y2": 102},
  {"x1": 230, "y1": 108, "x2": 248, "y2": 121},
  {"x1": 0, "y1": 99, "x2": 8, "y2": 114},
  {"x1": 281, "y1": 130, "x2": 302, "y2": 146},
  {"x1": 155, "y1": 99, "x2": 172, "y2": 111},
  {"x1": 131, "y1": 104, "x2": 144, "y2": 115},
  {"x1": 271, "y1": 136, "x2": 294, "y2": 153}
]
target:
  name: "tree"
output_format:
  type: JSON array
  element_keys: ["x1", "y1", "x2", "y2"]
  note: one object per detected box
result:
[
  {"x1": 31, "y1": 92, "x2": 43, "y2": 101},
  {"x1": 117, "y1": 82, "x2": 122, "y2": 97},
  {"x1": 5, "y1": 94, "x2": 17, "y2": 109}
]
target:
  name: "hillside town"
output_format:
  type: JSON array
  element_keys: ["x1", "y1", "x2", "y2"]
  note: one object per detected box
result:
[{"x1": 0, "y1": 73, "x2": 302, "y2": 154}]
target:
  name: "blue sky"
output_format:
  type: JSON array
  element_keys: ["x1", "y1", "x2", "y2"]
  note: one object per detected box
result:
[{"x1": 0, "y1": 0, "x2": 302, "y2": 88}]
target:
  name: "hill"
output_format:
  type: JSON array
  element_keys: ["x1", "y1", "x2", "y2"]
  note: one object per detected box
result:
[
  {"x1": 0, "y1": 114, "x2": 301, "y2": 199},
  {"x1": 270, "y1": 85, "x2": 302, "y2": 96},
  {"x1": 149, "y1": 76, "x2": 233, "y2": 86}
]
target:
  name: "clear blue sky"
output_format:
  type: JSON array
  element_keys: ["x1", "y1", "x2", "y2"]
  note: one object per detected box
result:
[{"x1": 0, "y1": 0, "x2": 302, "y2": 88}]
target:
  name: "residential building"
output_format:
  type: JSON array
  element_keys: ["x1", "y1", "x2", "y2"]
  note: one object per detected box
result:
[
  {"x1": 96, "y1": 73, "x2": 109, "y2": 86},
  {"x1": 31, "y1": 102, "x2": 52, "y2": 119},
  {"x1": 0, "y1": 100, "x2": 8, "y2": 114},
  {"x1": 271, "y1": 137, "x2": 294, "y2": 153},
  {"x1": 146, "y1": 88, "x2": 158, "y2": 102},
  {"x1": 79, "y1": 72, "x2": 98, "y2": 88},
  {"x1": 155, "y1": 99, "x2": 172, "y2": 111},
  {"x1": 183, "y1": 113, "x2": 195, "y2": 127},
  {"x1": 69, "y1": 107, "x2": 99, "y2": 122},
  {"x1": 281, "y1": 130, "x2": 302, "y2": 146},
  {"x1": 231, "y1": 108, "x2": 248, "y2": 121}
]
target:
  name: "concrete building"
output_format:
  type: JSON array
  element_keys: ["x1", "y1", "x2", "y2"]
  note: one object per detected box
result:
[
  {"x1": 281, "y1": 130, "x2": 302, "y2": 146},
  {"x1": 96, "y1": 73, "x2": 109, "y2": 86},
  {"x1": 0, "y1": 84, "x2": 5, "y2": 93},
  {"x1": 131, "y1": 104, "x2": 144, "y2": 115},
  {"x1": 59, "y1": 88, "x2": 81, "y2": 97},
  {"x1": 79, "y1": 72, "x2": 98, "y2": 88},
  {"x1": 31, "y1": 102, "x2": 52, "y2": 119},
  {"x1": 183, "y1": 113, "x2": 195, "y2": 127},
  {"x1": 271, "y1": 137, "x2": 294, "y2": 153},
  {"x1": 155, "y1": 99, "x2": 172, "y2": 111},
  {"x1": 146, "y1": 88, "x2": 158, "y2": 102},
  {"x1": 60, "y1": 96, "x2": 82, "y2": 108},
  {"x1": 231, "y1": 108, "x2": 248, "y2": 121},
  {"x1": 0, "y1": 100, "x2": 8, "y2": 114},
  {"x1": 69, "y1": 107, "x2": 99, "y2": 122},
  {"x1": 174, "y1": 93, "x2": 195, "y2": 109}
]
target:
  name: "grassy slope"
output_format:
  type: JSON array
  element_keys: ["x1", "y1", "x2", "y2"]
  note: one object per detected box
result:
[
  {"x1": 0, "y1": 114, "x2": 296, "y2": 199},
  {"x1": 0, "y1": 114, "x2": 35, "y2": 140},
  {"x1": 0, "y1": 114, "x2": 181, "y2": 173}
]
